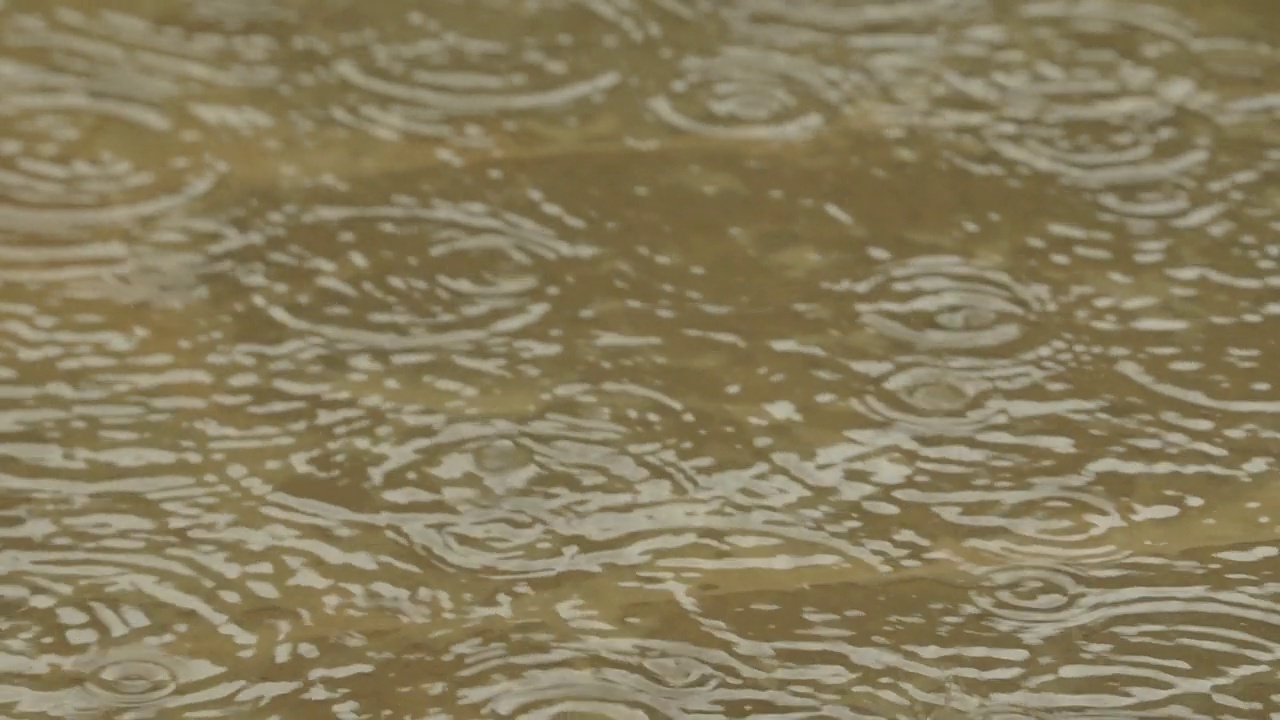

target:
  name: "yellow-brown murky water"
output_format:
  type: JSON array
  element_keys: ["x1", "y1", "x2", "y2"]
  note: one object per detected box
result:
[{"x1": 1, "y1": 0, "x2": 1278, "y2": 717}]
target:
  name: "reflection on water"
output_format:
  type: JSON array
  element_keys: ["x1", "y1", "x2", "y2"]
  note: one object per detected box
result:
[{"x1": 1, "y1": 0, "x2": 1278, "y2": 717}]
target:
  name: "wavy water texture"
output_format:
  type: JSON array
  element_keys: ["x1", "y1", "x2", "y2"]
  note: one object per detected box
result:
[
  {"x1": 814, "y1": 250, "x2": 1090, "y2": 440},
  {"x1": 568, "y1": 0, "x2": 712, "y2": 42},
  {"x1": 647, "y1": 45, "x2": 863, "y2": 140},
  {"x1": 923, "y1": 1, "x2": 1234, "y2": 222},
  {"x1": 3, "y1": 0, "x2": 1280, "y2": 718},
  {"x1": 959, "y1": 560, "x2": 1280, "y2": 717},
  {"x1": 222, "y1": 197, "x2": 598, "y2": 358},
  {"x1": 296, "y1": 6, "x2": 626, "y2": 147},
  {"x1": 256, "y1": 379, "x2": 911, "y2": 582},
  {"x1": 1059, "y1": 263, "x2": 1280, "y2": 428},
  {"x1": 0, "y1": 92, "x2": 221, "y2": 234},
  {"x1": 721, "y1": 0, "x2": 976, "y2": 113},
  {"x1": 0, "y1": 433, "x2": 261, "y2": 718},
  {"x1": 1, "y1": 6, "x2": 280, "y2": 99},
  {"x1": 841, "y1": 254, "x2": 1055, "y2": 352}
]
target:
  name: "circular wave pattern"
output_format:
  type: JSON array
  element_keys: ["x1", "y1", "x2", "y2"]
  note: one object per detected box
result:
[
  {"x1": 0, "y1": 567, "x2": 247, "y2": 718},
  {"x1": 3, "y1": 7, "x2": 281, "y2": 100},
  {"x1": 263, "y1": 381, "x2": 697, "y2": 578},
  {"x1": 314, "y1": 11, "x2": 621, "y2": 145},
  {"x1": 850, "y1": 357, "x2": 1062, "y2": 437},
  {"x1": 860, "y1": 364, "x2": 1000, "y2": 431},
  {"x1": 932, "y1": 1, "x2": 1220, "y2": 219},
  {"x1": 0, "y1": 2, "x2": 1276, "y2": 718},
  {"x1": 66, "y1": 646, "x2": 201, "y2": 714},
  {"x1": 0, "y1": 408, "x2": 450, "y2": 719},
  {"x1": 1071, "y1": 279, "x2": 1280, "y2": 419},
  {"x1": 970, "y1": 564, "x2": 1092, "y2": 632},
  {"x1": 1000, "y1": 573, "x2": 1280, "y2": 711},
  {"x1": 230, "y1": 199, "x2": 598, "y2": 352},
  {"x1": 27, "y1": 216, "x2": 258, "y2": 309},
  {"x1": 842, "y1": 254, "x2": 1053, "y2": 352},
  {"x1": 836, "y1": 252, "x2": 1070, "y2": 437},
  {"x1": 267, "y1": 378, "x2": 702, "y2": 513},
  {"x1": 720, "y1": 0, "x2": 991, "y2": 119},
  {"x1": 0, "y1": 92, "x2": 221, "y2": 235},
  {"x1": 454, "y1": 637, "x2": 803, "y2": 719},
  {"x1": 898, "y1": 483, "x2": 1130, "y2": 566},
  {"x1": 647, "y1": 45, "x2": 859, "y2": 140},
  {"x1": 295, "y1": 382, "x2": 882, "y2": 580}
]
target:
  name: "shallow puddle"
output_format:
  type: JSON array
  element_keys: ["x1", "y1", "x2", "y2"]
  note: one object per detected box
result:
[{"x1": 1, "y1": 0, "x2": 1278, "y2": 718}]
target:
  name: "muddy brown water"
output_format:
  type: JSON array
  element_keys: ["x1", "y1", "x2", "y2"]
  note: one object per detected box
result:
[{"x1": 1, "y1": 0, "x2": 1279, "y2": 718}]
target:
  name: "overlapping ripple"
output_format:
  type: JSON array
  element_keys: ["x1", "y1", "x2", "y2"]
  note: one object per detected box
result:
[
  {"x1": 1061, "y1": 263, "x2": 1280, "y2": 426},
  {"x1": 0, "y1": 456, "x2": 258, "y2": 717},
  {"x1": 296, "y1": 4, "x2": 626, "y2": 149},
  {"x1": 1, "y1": 5, "x2": 280, "y2": 100},
  {"x1": 721, "y1": 0, "x2": 977, "y2": 114},
  {"x1": 0, "y1": 90, "x2": 221, "y2": 235},
  {"x1": 3, "y1": 0, "x2": 1280, "y2": 717},
  {"x1": 930, "y1": 1, "x2": 1221, "y2": 214},
  {"x1": 258, "y1": 377, "x2": 907, "y2": 583},
  {"x1": 646, "y1": 45, "x2": 863, "y2": 141},
  {"x1": 961, "y1": 559, "x2": 1280, "y2": 717},
  {"x1": 843, "y1": 254, "x2": 1054, "y2": 353},
  {"x1": 819, "y1": 248, "x2": 1085, "y2": 439},
  {"x1": 224, "y1": 195, "x2": 598, "y2": 358}
]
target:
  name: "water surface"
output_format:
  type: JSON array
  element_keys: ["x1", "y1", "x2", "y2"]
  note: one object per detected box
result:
[{"x1": 1, "y1": 0, "x2": 1279, "y2": 717}]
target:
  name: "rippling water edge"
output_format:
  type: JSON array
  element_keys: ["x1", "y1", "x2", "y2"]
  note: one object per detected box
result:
[{"x1": 1, "y1": 0, "x2": 1279, "y2": 718}]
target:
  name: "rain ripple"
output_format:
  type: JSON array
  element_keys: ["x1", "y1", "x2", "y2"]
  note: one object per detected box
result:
[
  {"x1": 965, "y1": 562, "x2": 1280, "y2": 717},
  {"x1": 1, "y1": 6, "x2": 280, "y2": 100},
  {"x1": 0, "y1": 540, "x2": 259, "y2": 717},
  {"x1": 722, "y1": 0, "x2": 980, "y2": 116},
  {"x1": 463, "y1": 643, "x2": 701, "y2": 718},
  {"x1": 897, "y1": 480, "x2": 1130, "y2": 566},
  {"x1": 825, "y1": 252, "x2": 1085, "y2": 438},
  {"x1": 931, "y1": 0, "x2": 1222, "y2": 218},
  {"x1": 451, "y1": 635, "x2": 822, "y2": 719},
  {"x1": 1064, "y1": 270, "x2": 1280, "y2": 422},
  {"x1": 263, "y1": 379, "x2": 899, "y2": 582},
  {"x1": 646, "y1": 45, "x2": 864, "y2": 141},
  {"x1": 1, "y1": 641, "x2": 237, "y2": 718},
  {"x1": 0, "y1": 91, "x2": 221, "y2": 235},
  {"x1": 302, "y1": 7, "x2": 622, "y2": 147},
  {"x1": 224, "y1": 196, "x2": 598, "y2": 355},
  {"x1": 841, "y1": 254, "x2": 1054, "y2": 353}
]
